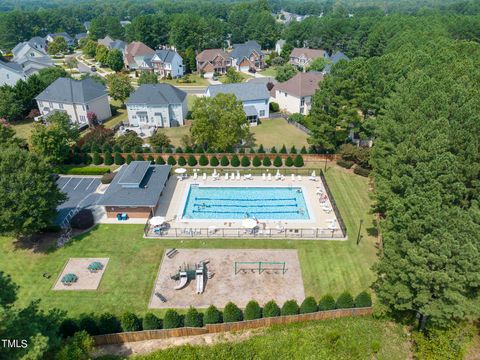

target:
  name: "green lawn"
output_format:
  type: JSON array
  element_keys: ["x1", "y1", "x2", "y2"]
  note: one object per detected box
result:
[
  {"x1": 0, "y1": 166, "x2": 377, "y2": 318},
  {"x1": 160, "y1": 74, "x2": 209, "y2": 87},
  {"x1": 11, "y1": 119, "x2": 35, "y2": 141},
  {"x1": 218, "y1": 71, "x2": 252, "y2": 84},
  {"x1": 259, "y1": 66, "x2": 278, "y2": 78},
  {"x1": 252, "y1": 118, "x2": 309, "y2": 148},
  {"x1": 156, "y1": 125, "x2": 192, "y2": 147}
]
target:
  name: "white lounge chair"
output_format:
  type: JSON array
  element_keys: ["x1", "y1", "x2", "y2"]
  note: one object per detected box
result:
[
  {"x1": 291, "y1": 174, "x2": 295, "y2": 181},
  {"x1": 309, "y1": 171, "x2": 317, "y2": 181},
  {"x1": 236, "y1": 172, "x2": 241, "y2": 180},
  {"x1": 297, "y1": 175, "x2": 302, "y2": 181},
  {"x1": 193, "y1": 172, "x2": 198, "y2": 180},
  {"x1": 231, "y1": 172, "x2": 235, "y2": 180},
  {"x1": 267, "y1": 173, "x2": 272, "y2": 181},
  {"x1": 262, "y1": 173, "x2": 266, "y2": 180},
  {"x1": 203, "y1": 172, "x2": 207, "y2": 180},
  {"x1": 224, "y1": 173, "x2": 229, "y2": 180},
  {"x1": 244, "y1": 174, "x2": 252, "y2": 180}
]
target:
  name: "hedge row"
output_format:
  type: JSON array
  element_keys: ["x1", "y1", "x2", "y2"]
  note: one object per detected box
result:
[
  {"x1": 55, "y1": 166, "x2": 112, "y2": 175},
  {"x1": 59, "y1": 291, "x2": 372, "y2": 338},
  {"x1": 90, "y1": 153, "x2": 306, "y2": 168}
]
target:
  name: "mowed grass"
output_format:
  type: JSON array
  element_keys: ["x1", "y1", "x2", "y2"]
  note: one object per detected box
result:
[
  {"x1": 0, "y1": 166, "x2": 377, "y2": 317},
  {"x1": 11, "y1": 119, "x2": 35, "y2": 141},
  {"x1": 252, "y1": 118, "x2": 309, "y2": 148}
]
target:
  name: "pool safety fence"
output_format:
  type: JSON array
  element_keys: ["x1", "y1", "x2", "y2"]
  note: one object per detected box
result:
[{"x1": 319, "y1": 169, "x2": 347, "y2": 238}]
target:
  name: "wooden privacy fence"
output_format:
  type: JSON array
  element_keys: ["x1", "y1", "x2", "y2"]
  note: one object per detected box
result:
[{"x1": 93, "y1": 307, "x2": 372, "y2": 346}]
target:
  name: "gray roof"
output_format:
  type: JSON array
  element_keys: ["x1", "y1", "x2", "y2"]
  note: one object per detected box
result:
[
  {"x1": 0, "y1": 59, "x2": 23, "y2": 73},
  {"x1": 28, "y1": 36, "x2": 47, "y2": 49},
  {"x1": 98, "y1": 162, "x2": 171, "y2": 207},
  {"x1": 48, "y1": 32, "x2": 74, "y2": 42},
  {"x1": 75, "y1": 33, "x2": 87, "y2": 40},
  {"x1": 323, "y1": 51, "x2": 350, "y2": 74},
  {"x1": 206, "y1": 82, "x2": 269, "y2": 102},
  {"x1": 244, "y1": 105, "x2": 258, "y2": 117},
  {"x1": 127, "y1": 84, "x2": 187, "y2": 106},
  {"x1": 110, "y1": 40, "x2": 126, "y2": 50},
  {"x1": 230, "y1": 40, "x2": 263, "y2": 61},
  {"x1": 153, "y1": 49, "x2": 179, "y2": 63},
  {"x1": 35, "y1": 77, "x2": 108, "y2": 103}
]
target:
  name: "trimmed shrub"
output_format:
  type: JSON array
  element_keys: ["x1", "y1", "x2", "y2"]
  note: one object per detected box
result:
[
  {"x1": 241, "y1": 156, "x2": 250, "y2": 167},
  {"x1": 59, "y1": 319, "x2": 79, "y2": 338},
  {"x1": 187, "y1": 155, "x2": 197, "y2": 166},
  {"x1": 262, "y1": 156, "x2": 271, "y2": 167},
  {"x1": 164, "y1": 147, "x2": 173, "y2": 153},
  {"x1": 273, "y1": 155, "x2": 282, "y2": 167},
  {"x1": 126, "y1": 154, "x2": 133, "y2": 164},
  {"x1": 70, "y1": 209, "x2": 94, "y2": 229},
  {"x1": 337, "y1": 159, "x2": 354, "y2": 169},
  {"x1": 244, "y1": 300, "x2": 262, "y2": 320},
  {"x1": 121, "y1": 312, "x2": 142, "y2": 332},
  {"x1": 290, "y1": 145, "x2": 297, "y2": 154},
  {"x1": 269, "y1": 102, "x2": 280, "y2": 112},
  {"x1": 167, "y1": 156, "x2": 176, "y2": 166},
  {"x1": 72, "y1": 152, "x2": 83, "y2": 165},
  {"x1": 239, "y1": 148, "x2": 245, "y2": 154},
  {"x1": 78, "y1": 314, "x2": 99, "y2": 335},
  {"x1": 257, "y1": 144, "x2": 265, "y2": 153},
  {"x1": 101, "y1": 172, "x2": 115, "y2": 184},
  {"x1": 225, "y1": 145, "x2": 234, "y2": 153},
  {"x1": 300, "y1": 146, "x2": 307, "y2": 154},
  {"x1": 83, "y1": 153, "x2": 92, "y2": 165},
  {"x1": 58, "y1": 166, "x2": 110, "y2": 175},
  {"x1": 279, "y1": 144, "x2": 287, "y2": 154},
  {"x1": 355, "y1": 291, "x2": 372, "y2": 308},
  {"x1": 353, "y1": 165, "x2": 371, "y2": 177},
  {"x1": 177, "y1": 156, "x2": 186, "y2": 166},
  {"x1": 252, "y1": 155, "x2": 261, "y2": 167},
  {"x1": 270, "y1": 146, "x2": 277, "y2": 153},
  {"x1": 185, "y1": 146, "x2": 193, "y2": 153},
  {"x1": 263, "y1": 300, "x2": 280, "y2": 318},
  {"x1": 293, "y1": 155, "x2": 304, "y2": 167},
  {"x1": 230, "y1": 155, "x2": 240, "y2": 167},
  {"x1": 300, "y1": 296, "x2": 318, "y2": 314},
  {"x1": 97, "y1": 313, "x2": 122, "y2": 334},
  {"x1": 112, "y1": 145, "x2": 122, "y2": 153},
  {"x1": 101, "y1": 143, "x2": 112, "y2": 153},
  {"x1": 163, "y1": 309, "x2": 182, "y2": 329},
  {"x1": 336, "y1": 292, "x2": 354, "y2": 309},
  {"x1": 206, "y1": 148, "x2": 215, "y2": 154},
  {"x1": 134, "y1": 145, "x2": 143, "y2": 153},
  {"x1": 142, "y1": 313, "x2": 162, "y2": 330},
  {"x1": 113, "y1": 153, "x2": 124, "y2": 165},
  {"x1": 203, "y1": 305, "x2": 222, "y2": 324},
  {"x1": 210, "y1": 156, "x2": 219, "y2": 167},
  {"x1": 249, "y1": 148, "x2": 255, "y2": 154},
  {"x1": 175, "y1": 146, "x2": 183, "y2": 153},
  {"x1": 103, "y1": 152, "x2": 113, "y2": 165},
  {"x1": 220, "y1": 155, "x2": 229, "y2": 167},
  {"x1": 184, "y1": 307, "x2": 203, "y2": 327},
  {"x1": 194, "y1": 145, "x2": 204, "y2": 153},
  {"x1": 308, "y1": 146, "x2": 316, "y2": 154},
  {"x1": 156, "y1": 156, "x2": 165, "y2": 165},
  {"x1": 199, "y1": 154, "x2": 208, "y2": 166},
  {"x1": 223, "y1": 302, "x2": 243, "y2": 323},
  {"x1": 285, "y1": 156, "x2": 293, "y2": 167},
  {"x1": 281, "y1": 300, "x2": 300, "y2": 316},
  {"x1": 318, "y1": 294, "x2": 336, "y2": 311},
  {"x1": 135, "y1": 154, "x2": 144, "y2": 161}
]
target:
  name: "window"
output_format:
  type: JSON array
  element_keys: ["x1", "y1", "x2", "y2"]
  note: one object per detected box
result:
[
  {"x1": 86, "y1": 104, "x2": 89, "y2": 111},
  {"x1": 300, "y1": 98, "x2": 305, "y2": 106},
  {"x1": 259, "y1": 110, "x2": 265, "y2": 117},
  {"x1": 265, "y1": 99, "x2": 268, "y2": 105},
  {"x1": 49, "y1": 102, "x2": 53, "y2": 108},
  {"x1": 80, "y1": 115, "x2": 86, "y2": 122},
  {"x1": 59, "y1": 103, "x2": 64, "y2": 109}
]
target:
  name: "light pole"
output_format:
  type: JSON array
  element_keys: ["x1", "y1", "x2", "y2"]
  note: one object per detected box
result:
[
  {"x1": 324, "y1": 150, "x2": 329, "y2": 172},
  {"x1": 356, "y1": 219, "x2": 363, "y2": 245}
]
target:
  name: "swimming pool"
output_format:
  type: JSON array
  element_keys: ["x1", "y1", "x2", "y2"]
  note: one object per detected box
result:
[{"x1": 181, "y1": 186, "x2": 310, "y2": 220}]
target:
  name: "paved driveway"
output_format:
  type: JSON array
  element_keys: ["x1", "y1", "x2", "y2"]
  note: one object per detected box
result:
[{"x1": 55, "y1": 176, "x2": 102, "y2": 225}]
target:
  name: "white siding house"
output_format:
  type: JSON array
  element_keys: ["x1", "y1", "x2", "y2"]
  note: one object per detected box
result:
[
  {"x1": 126, "y1": 84, "x2": 187, "y2": 128},
  {"x1": 0, "y1": 60, "x2": 26, "y2": 86}
]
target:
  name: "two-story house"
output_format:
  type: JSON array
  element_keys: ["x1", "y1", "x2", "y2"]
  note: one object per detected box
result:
[
  {"x1": 196, "y1": 49, "x2": 231, "y2": 78},
  {"x1": 289, "y1": 48, "x2": 328, "y2": 68},
  {"x1": 272, "y1": 72, "x2": 324, "y2": 115},
  {"x1": 46, "y1": 32, "x2": 75, "y2": 47},
  {"x1": 205, "y1": 82, "x2": 270, "y2": 126},
  {"x1": 124, "y1": 42, "x2": 155, "y2": 70},
  {"x1": 98, "y1": 36, "x2": 127, "y2": 52},
  {"x1": 12, "y1": 38, "x2": 49, "y2": 61},
  {"x1": 35, "y1": 77, "x2": 111, "y2": 127},
  {"x1": 140, "y1": 49, "x2": 184, "y2": 78},
  {"x1": 126, "y1": 84, "x2": 187, "y2": 128},
  {"x1": 229, "y1": 40, "x2": 265, "y2": 72},
  {"x1": 0, "y1": 59, "x2": 26, "y2": 86}
]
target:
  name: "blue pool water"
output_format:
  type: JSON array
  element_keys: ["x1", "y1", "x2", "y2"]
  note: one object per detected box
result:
[{"x1": 182, "y1": 186, "x2": 310, "y2": 220}]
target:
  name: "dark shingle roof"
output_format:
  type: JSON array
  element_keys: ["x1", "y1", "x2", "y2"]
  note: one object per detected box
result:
[
  {"x1": 0, "y1": 59, "x2": 23, "y2": 73},
  {"x1": 206, "y1": 82, "x2": 269, "y2": 102},
  {"x1": 127, "y1": 84, "x2": 187, "y2": 106},
  {"x1": 153, "y1": 49, "x2": 179, "y2": 63},
  {"x1": 273, "y1": 72, "x2": 324, "y2": 98},
  {"x1": 35, "y1": 77, "x2": 108, "y2": 103},
  {"x1": 230, "y1": 41, "x2": 263, "y2": 61},
  {"x1": 98, "y1": 162, "x2": 171, "y2": 207}
]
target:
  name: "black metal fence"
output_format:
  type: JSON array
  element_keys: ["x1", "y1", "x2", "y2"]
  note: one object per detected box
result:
[
  {"x1": 287, "y1": 119, "x2": 312, "y2": 135},
  {"x1": 319, "y1": 169, "x2": 347, "y2": 238}
]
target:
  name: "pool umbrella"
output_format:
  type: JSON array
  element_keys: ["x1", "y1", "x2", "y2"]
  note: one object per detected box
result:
[
  {"x1": 242, "y1": 218, "x2": 258, "y2": 228},
  {"x1": 88, "y1": 261, "x2": 104, "y2": 271},
  {"x1": 150, "y1": 216, "x2": 166, "y2": 226},
  {"x1": 175, "y1": 168, "x2": 187, "y2": 174},
  {"x1": 61, "y1": 273, "x2": 78, "y2": 284}
]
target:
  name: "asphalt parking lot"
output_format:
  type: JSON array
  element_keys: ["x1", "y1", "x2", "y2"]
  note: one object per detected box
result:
[{"x1": 55, "y1": 176, "x2": 102, "y2": 225}]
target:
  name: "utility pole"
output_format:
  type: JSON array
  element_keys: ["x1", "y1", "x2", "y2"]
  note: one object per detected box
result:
[{"x1": 356, "y1": 219, "x2": 363, "y2": 245}]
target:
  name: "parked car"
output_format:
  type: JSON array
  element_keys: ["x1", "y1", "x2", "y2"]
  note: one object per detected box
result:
[{"x1": 90, "y1": 65, "x2": 97, "y2": 72}]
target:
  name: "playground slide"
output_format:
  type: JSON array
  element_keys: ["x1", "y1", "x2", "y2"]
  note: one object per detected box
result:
[
  {"x1": 196, "y1": 269, "x2": 204, "y2": 294},
  {"x1": 174, "y1": 272, "x2": 188, "y2": 290}
]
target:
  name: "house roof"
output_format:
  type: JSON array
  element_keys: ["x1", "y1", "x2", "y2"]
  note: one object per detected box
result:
[
  {"x1": 47, "y1": 32, "x2": 74, "y2": 42},
  {"x1": 98, "y1": 36, "x2": 114, "y2": 48},
  {"x1": 152, "y1": 49, "x2": 179, "y2": 63},
  {"x1": 127, "y1": 84, "x2": 187, "y2": 106},
  {"x1": 323, "y1": 51, "x2": 350, "y2": 74},
  {"x1": 244, "y1": 105, "x2": 258, "y2": 117},
  {"x1": 35, "y1": 77, "x2": 108, "y2": 104},
  {"x1": 0, "y1": 59, "x2": 24, "y2": 73},
  {"x1": 229, "y1": 40, "x2": 263, "y2": 61},
  {"x1": 75, "y1": 33, "x2": 87, "y2": 40},
  {"x1": 273, "y1": 72, "x2": 324, "y2": 98},
  {"x1": 290, "y1": 48, "x2": 326, "y2": 60},
  {"x1": 98, "y1": 162, "x2": 171, "y2": 207},
  {"x1": 110, "y1": 40, "x2": 126, "y2": 51},
  {"x1": 206, "y1": 82, "x2": 270, "y2": 102},
  {"x1": 12, "y1": 41, "x2": 47, "y2": 58},
  {"x1": 125, "y1": 42, "x2": 155, "y2": 66},
  {"x1": 196, "y1": 49, "x2": 228, "y2": 62}
]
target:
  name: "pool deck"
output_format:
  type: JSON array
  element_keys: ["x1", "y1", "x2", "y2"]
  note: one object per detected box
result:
[{"x1": 150, "y1": 174, "x2": 345, "y2": 240}]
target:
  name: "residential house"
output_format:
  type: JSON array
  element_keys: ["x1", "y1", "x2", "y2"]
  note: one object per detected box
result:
[
  {"x1": 272, "y1": 72, "x2": 323, "y2": 115},
  {"x1": 229, "y1": 40, "x2": 265, "y2": 72},
  {"x1": 140, "y1": 49, "x2": 184, "y2": 78},
  {"x1": 0, "y1": 59, "x2": 26, "y2": 86},
  {"x1": 98, "y1": 161, "x2": 171, "y2": 219},
  {"x1": 289, "y1": 48, "x2": 328, "y2": 68},
  {"x1": 323, "y1": 51, "x2": 350, "y2": 74},
  {"x1": 205, "y1": 82, "x2": 270, "y2": 126},
  {"x1": 196, "y1": 49, "x2": 230, "y2": 78},
  {"x1": 35, "y1": 77, "x2": 111, "y2": 127},
  {"x1": 46, "y1": 32, "x2": 75, "y2": 46},
  {"x1": 126, "y1": 84, "x2": 187, "y2": 128},
  {"x1": 98, "y1": 36, "x2": 126, "y2": 52},
  {"x1": 12, "y1": 38, "x2": 48, "y2": 60},
  {"x1": 75, "y1": 33, "x2": 87, "y2": 42},
  {"x1": 275, "y1": 39, "x2": 286, "y2": 55},
  {"x1": 124, "y1": 41, "x2": 155, "y2": 70}
]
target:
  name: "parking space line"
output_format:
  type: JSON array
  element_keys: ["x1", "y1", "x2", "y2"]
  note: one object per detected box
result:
[
  {"x1": 85, "y1": 178, "x2": 96, "y2": 191},
  {"x1": 61, "y1": 177, "x2": 73, "y2": 190},
  {"x1": 73, "y1": 178, "x2": 84, "y2": 190}
]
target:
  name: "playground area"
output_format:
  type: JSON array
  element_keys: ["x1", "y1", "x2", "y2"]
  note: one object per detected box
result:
[
  {"x1": 149, "y1": 249, "x2": 305, "y2": 309},
  {"x1": 53, "y1": 258, "x2": 109, "y2": 291}
]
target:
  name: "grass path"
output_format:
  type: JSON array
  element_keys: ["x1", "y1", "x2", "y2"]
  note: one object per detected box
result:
[{"x1": 0, "y1": 166, "x2": 377, "y2": 317}]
